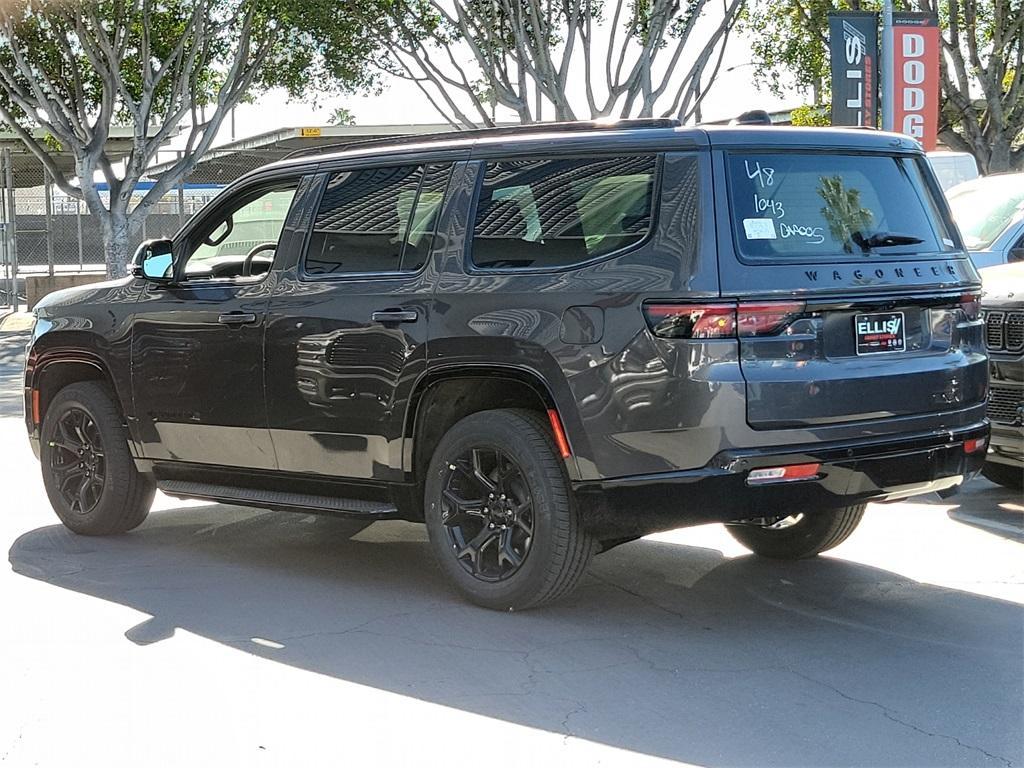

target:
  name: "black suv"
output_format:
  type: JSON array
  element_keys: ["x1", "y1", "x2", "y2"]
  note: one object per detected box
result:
[
  {"x1": 25, "y1": 121, "x2": 989, "y2": 610},
  {"x1": 980, "y1": 262, "x2": 1024, "y2": 489}
]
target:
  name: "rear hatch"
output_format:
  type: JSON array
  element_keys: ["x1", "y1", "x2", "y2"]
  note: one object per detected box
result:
[{"x1": 718, "y1": 148, "x2": 986, "y2": 429}]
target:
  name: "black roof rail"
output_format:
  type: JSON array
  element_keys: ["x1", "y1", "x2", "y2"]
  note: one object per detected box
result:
[{"x1": 280, "y1": 118, "x2": 683, "y2": 162}]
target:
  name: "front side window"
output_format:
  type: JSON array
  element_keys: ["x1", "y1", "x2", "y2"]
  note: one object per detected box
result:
[
  {"x1": 304, "y1": 163, "x2": 451, "y2": 276},
  {"x1": 727, "y1": 153, "x2": 956, "y2": 261},
  {"x1": 184, "y1": 185, "x2": 298, "y2": 280},
  {"x1": 471, "y1": 155, "x2": 657, "y2": 270}
]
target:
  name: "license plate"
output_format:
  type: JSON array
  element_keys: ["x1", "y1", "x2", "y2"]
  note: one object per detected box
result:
[{"x1": 855, "y1": 312, "x2": 906, "y2": 354}]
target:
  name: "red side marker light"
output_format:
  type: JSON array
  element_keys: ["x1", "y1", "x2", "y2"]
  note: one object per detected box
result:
[
  {"x1": 963, "y1": 437, "x2": 986, "y2": 454},
  {"x1": 31, "y1": 389, "x2": 40, "y2": 426},
  {"x1": 547, "y1": 409, "x2": 572, "y2": 459},
  {"x1": 747, "y1": 463, "x2": 821, "y2": 485}
]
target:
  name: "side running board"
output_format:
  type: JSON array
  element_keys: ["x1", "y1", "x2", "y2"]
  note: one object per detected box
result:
[{"x1": 158, "y1": 480, "x2": 399, "y2": 517}]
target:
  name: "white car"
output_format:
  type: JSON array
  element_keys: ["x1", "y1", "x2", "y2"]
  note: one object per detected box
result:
[{"x1": 946, "y1": 173, "x2": 1024, "y2": 269}]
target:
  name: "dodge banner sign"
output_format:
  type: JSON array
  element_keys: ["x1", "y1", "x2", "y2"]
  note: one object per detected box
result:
[
  {"x1": 891, "y1": 13, "x2": 941, "y2": 150},
  {"x1": 828, "y1": 12, "x2": 878, "y2": 127}
]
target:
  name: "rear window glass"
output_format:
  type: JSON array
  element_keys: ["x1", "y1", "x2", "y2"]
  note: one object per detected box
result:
[
  {"x1": 471, "y1": 155, "x2": 657, "y2": 270},
  {"x1": 727, "y1": 153, "x2": 956, "y2": 260}
]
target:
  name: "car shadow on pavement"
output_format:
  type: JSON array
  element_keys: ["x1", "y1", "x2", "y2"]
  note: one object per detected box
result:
[{"x1": 9, "y1": 505, "x2": 1023, "y2": 767}]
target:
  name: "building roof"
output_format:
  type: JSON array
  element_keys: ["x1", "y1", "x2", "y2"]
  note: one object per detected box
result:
[
  {"x1": 145, "y1": 123, "x2": 478, "y2": 185},
  {"x1": 0, "y1": 126, "x2": 177, "y2": 189}
]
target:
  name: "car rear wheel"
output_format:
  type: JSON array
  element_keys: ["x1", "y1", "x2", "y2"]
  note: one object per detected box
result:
[
  {"x1": 40, "y1": 382, "x2": 155, "y2": 536},
  {"x1": 725, "y1": 504, "x2": 866, "y2": 560},
  {"x1": 981, "y1": 462, "x2": 1023, "y2": 491},
  {"x1": 424, "y1": 409, "x2": 595, "y2": 610}
]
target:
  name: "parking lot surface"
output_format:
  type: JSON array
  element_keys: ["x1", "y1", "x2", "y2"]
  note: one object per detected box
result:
[{"x1": 1, "y1": 327, "x2": 1021, "y2": 767}]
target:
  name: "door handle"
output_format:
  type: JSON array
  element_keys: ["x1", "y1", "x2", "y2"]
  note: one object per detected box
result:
[
  {"x1": 371, "y1": 309, "x2": 419, "y2": 324},
  {"x1": 218, "y1": 312, "x2": 258, "y2": 326}
]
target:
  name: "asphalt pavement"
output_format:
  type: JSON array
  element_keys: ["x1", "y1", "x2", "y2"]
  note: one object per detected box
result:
[{"x1": 1, "y1": 326, "x2": 1021, "y2": 768}]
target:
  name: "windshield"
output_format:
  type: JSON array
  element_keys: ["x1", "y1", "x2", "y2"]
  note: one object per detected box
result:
[
  {"x1": 947, "y1": 175, "x2": 1024, "y2": 250},
  {"x1": 727, "y1": 153, "x2": 956, "y2": 260}
]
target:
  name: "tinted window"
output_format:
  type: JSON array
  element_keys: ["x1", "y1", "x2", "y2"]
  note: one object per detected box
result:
[
  {"x1": 471, "y1": 156, "x2": 657, "y2": 270},
  {"x1": 305, "y1": 164, "x2": 450, "y2": 275},
  {"x1": 727, "y1": 153, "x2": 956, "y2": 260},
  {"x1": 403, "y1": 164, "x2": 452, "y2": 272}
]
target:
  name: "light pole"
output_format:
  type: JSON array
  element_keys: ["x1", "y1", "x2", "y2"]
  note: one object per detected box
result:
[{"x1": 881, "y1": 0, "x2": 894, "y2": 131}]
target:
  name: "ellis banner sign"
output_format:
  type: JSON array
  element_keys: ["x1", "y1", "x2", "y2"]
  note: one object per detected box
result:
[
  {"x1": 890, "y1": 13, "x2": 941, "y2": 150},
  {"x1": 828, "y1": 12, "x2": 878, "y2": 127}
]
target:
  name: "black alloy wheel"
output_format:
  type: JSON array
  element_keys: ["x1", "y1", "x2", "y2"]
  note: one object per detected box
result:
[
  {"x1": 439, "y1": 447, "x2": 535, "y2": 582},
  {"x1": 425, "y1": 409, "x2": 595, "y2": 610},
  {"x1": 48, "y1": 406, "x2": 106, "y2": 515},
  {"x1": 40, "y1": 381, "x2": 155, "y2": 535}
]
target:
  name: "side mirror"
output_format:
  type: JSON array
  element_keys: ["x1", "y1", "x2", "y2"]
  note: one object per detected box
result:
[
  {"x1": 131, "y1": 239, "x2": 175, "y2": 282},
  {"x1": 1009, "y1": 247, "x2": 1024, "y2": 264}
]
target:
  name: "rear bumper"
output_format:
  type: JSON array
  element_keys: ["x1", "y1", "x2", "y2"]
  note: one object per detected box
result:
[{"x1": 573, "y1": 421, "x2": 989, "y2": 540}]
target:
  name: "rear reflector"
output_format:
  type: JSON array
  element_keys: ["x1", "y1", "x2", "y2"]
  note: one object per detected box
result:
[
  {"x1": 547, "y1": 408, "x2": 572, "y2": 459},
  {"x1": 747, "y1": 463, "x2": 821, "y2": 485},
  {"x1": 31, "y1": 389, "x2": 40, "y2": 426},
  {"x1": 963, "y1": 437, "x2": 987, "y2": 454},
  {"x1": 644, "y1": 301, "x2": 806, "y2": 339}
]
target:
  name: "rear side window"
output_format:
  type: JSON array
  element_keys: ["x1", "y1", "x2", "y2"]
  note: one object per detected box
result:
[
  {"x1": 727, "y1": 153, "x2": 956, "y2": 260},
  {"x1": 471, "y1": 155, "x2": 657, "y2": 270},
  {"x1": 305, "y1": 163, "x2": 451, "y2": 276}
]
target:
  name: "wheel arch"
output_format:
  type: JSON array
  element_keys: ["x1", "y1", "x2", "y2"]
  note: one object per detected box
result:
[
  {"x1": 27, "y1": 342, "x2": 127, "y2": 432},
  {"x1": 403, "y1": 365, "x2": 584, "y2": 484}
]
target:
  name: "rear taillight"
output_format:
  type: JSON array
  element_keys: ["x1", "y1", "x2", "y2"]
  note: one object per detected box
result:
[
  {"x1": 736, "y1": 301, "x2": 806, "y2": 337},
  {"x1": 643, "y1": 303, "x2": 736, "y2": 339},
  {"x1": 643, "y1": 301, "x2": 805, "y2": 339},
  {"x1": 747, "y1": 463, "x2": 821, "y2": 485},
  {"x1": 958, "y1": 292, "x2": 980, "y2": 320}
]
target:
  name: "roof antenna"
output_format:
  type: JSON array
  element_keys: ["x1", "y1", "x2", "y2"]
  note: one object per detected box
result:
[{"x1": 730, "y1": 109, "x2": 773, "y2": 126}]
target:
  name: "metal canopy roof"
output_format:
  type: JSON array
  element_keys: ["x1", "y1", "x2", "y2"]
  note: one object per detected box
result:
[
  {"x1": 145, "y1": 123, "x2": 472, "y2": 185},
  {"x1": 0, "y1": 126, "x2": 176, "y2": 188}
]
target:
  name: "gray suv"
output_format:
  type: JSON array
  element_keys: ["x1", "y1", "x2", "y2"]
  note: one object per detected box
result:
[{"x1": 25, "y1": 120, "x2": 988, "y2": 610}]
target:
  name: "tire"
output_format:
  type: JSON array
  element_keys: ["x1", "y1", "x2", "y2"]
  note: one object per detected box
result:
[
  {"x1": 981, "y1": 462, "x2": 1023, "y2": 491},
  {"x1": 725, "y1": 504, "x2": 866, "y2": 560},
  {"x1": 40, "y1": 381, "x2": 155, "y2": 535},
  {"x1": 424, "y1": 409, "x2": 595, "y2": 610}
]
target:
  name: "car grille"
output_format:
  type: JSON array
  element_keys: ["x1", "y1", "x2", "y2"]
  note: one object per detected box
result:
[
  {"x1": 987, "y1": 384, "x2": 1023, "y2": 424},
  {"x1": 984, "y1": 310, "x2": 1024, "y2": 352}
]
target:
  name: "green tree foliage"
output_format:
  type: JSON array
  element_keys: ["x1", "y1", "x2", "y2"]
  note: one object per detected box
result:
[
  {"x1": 743, "y1": 0, "x2": 1023, "y2": 172},
  {"x1": 328, "y1": 106, "x2": 357, "y2": 125},
  {"x1": 0, "y1": 0, "x2": 379, "y2": 276},
  {"x1": 790, "y1": 102, "x2": 831, "y2": 125}
]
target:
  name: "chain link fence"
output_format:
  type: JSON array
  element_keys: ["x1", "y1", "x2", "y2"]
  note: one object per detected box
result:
[{"x1": 0, "y1": 149, "x2": 272, "y2": 309}]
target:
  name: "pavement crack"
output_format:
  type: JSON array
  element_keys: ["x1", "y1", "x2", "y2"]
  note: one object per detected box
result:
[
  {"x1": 586, "y1": 571, "x2": 695, "y2": 626},
  {"x1": 791, "y1": 671, "x2": 1013, "y2": 767}
]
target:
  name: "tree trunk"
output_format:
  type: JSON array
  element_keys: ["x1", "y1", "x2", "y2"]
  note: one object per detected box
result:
[{"x1": 104, "y1": 211, "x2": 132, "y2": 279}]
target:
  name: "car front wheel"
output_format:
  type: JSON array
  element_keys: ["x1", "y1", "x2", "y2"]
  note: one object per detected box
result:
[
  {"x1": 424, "y1": 409, "x2": 595, "y2": 610},
  {"x1": 40, "y1": 381, "x2": 155, "y2": 536}
]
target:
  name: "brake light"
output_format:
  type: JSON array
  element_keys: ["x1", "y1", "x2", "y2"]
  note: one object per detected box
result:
[
  {"x1": 963, "y1": 437, "x2": 986, "y2": 454},
  {"x1": 958, "y1": 292, "x2": 980, "y2": 320},
  {"x1": 747, "y1": 463, "x2": 821, "y2": 485},
  {"x1": 643, "y1": 303, "x2": 736, "y2": 339},
  {"x1": 643, "y1": 301, "x2": 806, "y2": 339}
]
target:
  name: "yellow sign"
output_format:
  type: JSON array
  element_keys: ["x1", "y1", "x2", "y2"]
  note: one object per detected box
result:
[{"x1": 300, "y1": 127, "x2": 322, "y2": 138}]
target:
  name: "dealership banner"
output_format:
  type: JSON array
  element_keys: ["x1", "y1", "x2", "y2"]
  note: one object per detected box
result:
[
  {"x1": 890, "y1": 13, "x2": 941, "y2": 150},
  {"x1": 828, "y1": 12, "x2": 878, "y2": 127}
]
